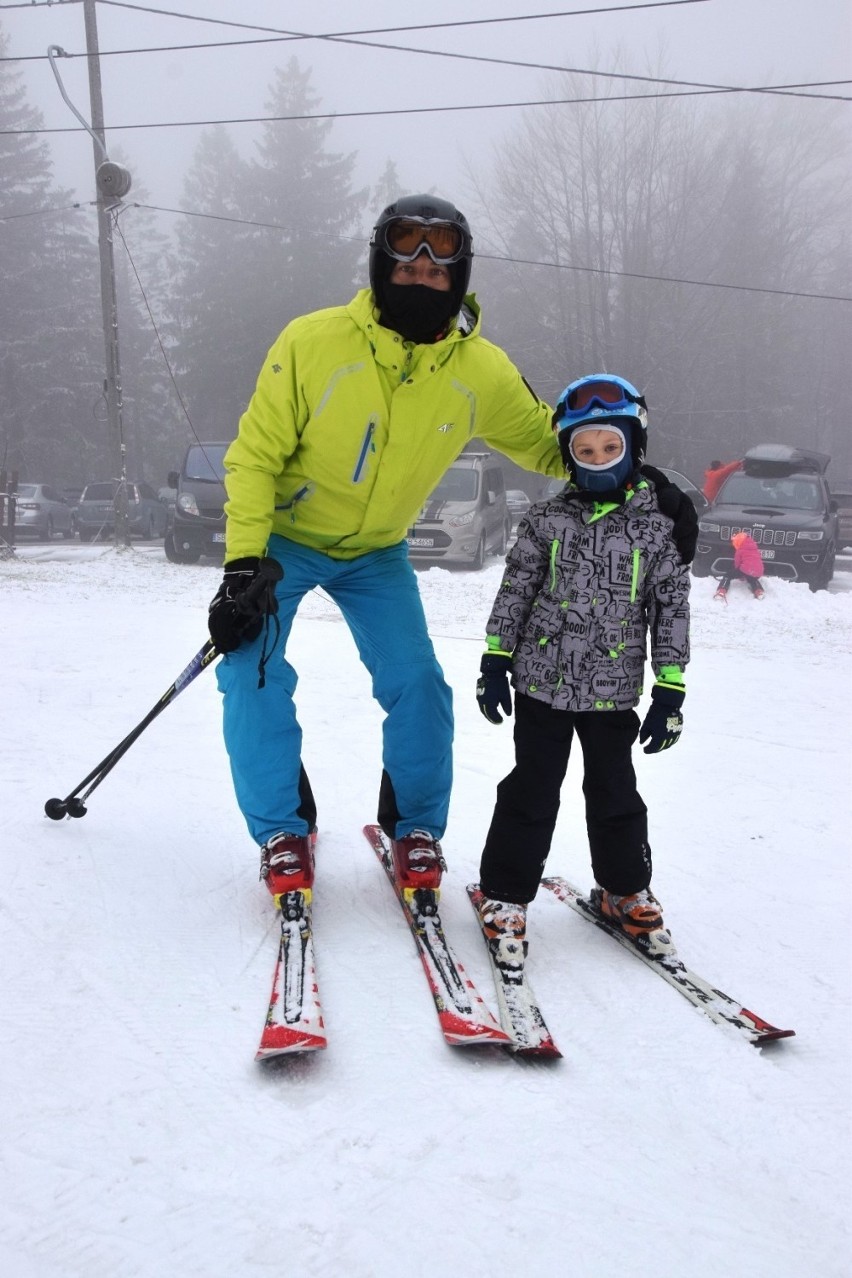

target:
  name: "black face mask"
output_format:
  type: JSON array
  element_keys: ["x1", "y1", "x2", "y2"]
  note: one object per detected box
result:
[{"x1": 378, "y1": 283, "x2": 457, "y2": 344}]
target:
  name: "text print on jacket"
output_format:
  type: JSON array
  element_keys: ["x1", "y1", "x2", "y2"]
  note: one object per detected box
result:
[{"x1": 486, "y1": 483, "x2": 690, "y2": 712}]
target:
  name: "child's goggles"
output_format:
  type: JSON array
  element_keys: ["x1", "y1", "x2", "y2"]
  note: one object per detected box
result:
[
  {"x1": 372, "y1": 216, "x2": 471, "y2": 265},
  {"x1": 553, "y1": 377, "x2": 646, "y2": 428}
]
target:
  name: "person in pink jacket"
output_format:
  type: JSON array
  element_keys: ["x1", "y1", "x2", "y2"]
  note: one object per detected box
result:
[{"x1": 714, "y1": 531, "x2": 765, "y2": 601}]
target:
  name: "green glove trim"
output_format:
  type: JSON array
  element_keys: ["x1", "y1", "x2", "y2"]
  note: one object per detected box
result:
[{"x1": 485, "y1": 635, "x2": 513, "y2": 656}]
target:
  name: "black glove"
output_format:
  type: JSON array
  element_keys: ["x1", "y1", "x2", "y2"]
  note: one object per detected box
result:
[
  {"x1": 639, "y1": 684, "x2": 685, "y2": 754},
  {"x1": 208, "y1": 557, "x2": 283, "y2": 654},
  {"x1": 641, "y1": 464, "x2": 698, "y2": 565},
  {"x1": 476, "y1": 653, "x2": 513, "y2": 724}
]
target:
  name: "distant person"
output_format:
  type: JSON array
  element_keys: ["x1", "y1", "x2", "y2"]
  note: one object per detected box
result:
[
  {"x1": 703, "y1": 458, "x2": 742, "y2": 502},
  {"x1": 206, "y1": 195, "x2": 698, "y2": 905},
  {"x1": 473, "y1": 374, "x2": 690, "y2": 960},
  {"x1": 714, "y1": 531, "x2": 765, "y2": 602}
]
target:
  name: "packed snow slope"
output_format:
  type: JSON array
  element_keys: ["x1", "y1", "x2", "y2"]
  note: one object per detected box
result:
[{"x1": 2, "y1": 545, "x2": 850, "y2": 1278}]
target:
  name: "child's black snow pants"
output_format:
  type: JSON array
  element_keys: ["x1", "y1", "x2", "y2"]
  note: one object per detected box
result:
[{"x1": 479, "y1": 692, "x2": 651, "y2": 905}]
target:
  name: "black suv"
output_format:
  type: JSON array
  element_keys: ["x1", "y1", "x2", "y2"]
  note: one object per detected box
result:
[{"x1": 692, "y1": 444, "x2": 839, "y2": 591}]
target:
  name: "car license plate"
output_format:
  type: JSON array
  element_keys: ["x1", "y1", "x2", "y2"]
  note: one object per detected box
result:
[
  {"x1": 761, "y1": 548, "x2": 775, "y2": 559},
  {"x1": 408, "y1": 537, "x2": 434, "y2": 548},
  {"x1": 212, "y1": 532, "x2": 226, "y2": 543}
]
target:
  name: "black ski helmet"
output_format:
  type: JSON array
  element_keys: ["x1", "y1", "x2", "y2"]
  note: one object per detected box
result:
[{"x1": 369, "y1": 194, "x2": 474, "y2": 318}]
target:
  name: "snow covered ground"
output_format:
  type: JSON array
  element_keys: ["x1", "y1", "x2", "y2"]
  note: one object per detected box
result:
[{"x1": 2, "y1": 543, "x2": 850, "y2": 1278}]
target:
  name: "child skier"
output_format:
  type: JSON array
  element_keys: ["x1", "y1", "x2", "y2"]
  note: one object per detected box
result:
[
  {"x1": 714, "y1": 531, "x2": 765, "y2": 601},
  {"x1": 474, "y1": 374, "x2": 691, "y2": 959}
]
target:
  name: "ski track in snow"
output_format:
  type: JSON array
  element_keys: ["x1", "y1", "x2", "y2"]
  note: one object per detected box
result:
[{"x1": 1, "y1": 545, "x2": 850, "y2": 1277}]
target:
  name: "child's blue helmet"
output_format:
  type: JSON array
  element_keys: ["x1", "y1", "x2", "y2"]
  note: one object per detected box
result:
[
  {"x1": 554, "y1": 374, "x2": 647, "y2": 434},
  {"x1": 553, "y1": 374, "x2": 649, "y2": 489}
]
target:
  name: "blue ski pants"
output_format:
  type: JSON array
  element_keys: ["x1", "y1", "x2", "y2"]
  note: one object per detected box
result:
[{"x1": 215, "y1": 536, "x2": 453, "y2": 846}]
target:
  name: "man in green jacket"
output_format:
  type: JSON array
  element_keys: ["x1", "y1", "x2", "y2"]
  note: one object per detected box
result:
[{"x1": 207, "y1": 194, "x2": 694, "y2": 902}]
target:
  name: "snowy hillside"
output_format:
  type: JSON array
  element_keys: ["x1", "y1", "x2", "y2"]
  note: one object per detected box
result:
[{"x1": 2, "y1": 545, "x2": 850, "y2": 1278}]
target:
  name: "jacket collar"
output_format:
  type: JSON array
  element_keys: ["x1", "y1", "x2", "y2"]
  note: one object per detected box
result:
[{"x1": 347, "y1": 287, "x2": 482, "y2": 372}]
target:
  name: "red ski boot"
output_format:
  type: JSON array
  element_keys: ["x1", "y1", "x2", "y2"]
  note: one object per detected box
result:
[
  {"x1": 389, "y1": 830, "x2": 446, "y2": 896},
  {"x1": 260, "y1": 831, "x2": 316, "y2": 900}
]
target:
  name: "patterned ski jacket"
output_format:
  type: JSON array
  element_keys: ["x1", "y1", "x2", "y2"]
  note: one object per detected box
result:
[
  {"x1": 222, "y1": 288, "x2": 565, "y2": 561},
  {"x1": 485, "y1": 480, "x2": 691, "y2": 712}
]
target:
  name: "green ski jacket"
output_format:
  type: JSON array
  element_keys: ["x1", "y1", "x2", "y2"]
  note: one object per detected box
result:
[{"x1": 223, "y1": 288, "x2": 565, "y2": 561}]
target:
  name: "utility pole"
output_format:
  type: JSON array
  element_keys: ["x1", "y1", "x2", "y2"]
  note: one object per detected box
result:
[{"x1": 49, "y1": 2, "x2": 133, "y2": 548}]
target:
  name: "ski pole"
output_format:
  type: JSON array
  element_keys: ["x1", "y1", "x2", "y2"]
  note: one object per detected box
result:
[{"x1": 44, "y1": 558, "x2": 283, "y2": 820}]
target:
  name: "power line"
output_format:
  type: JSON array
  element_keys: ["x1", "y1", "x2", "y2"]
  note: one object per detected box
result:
[
  {"x1": 128, "y1": 201, "x2": 852, "y2": 304},
  {"x1": 4, "y1": 78, "x2": 849, "y2": 142},
  {"x1": 3, "y1": 3, "x2": 845, "y2": 103},
  {"x1": 0, "y1": 202, "x2": 85, "y2": 221},
  {"x1": 97, "y1": 0, "x2": 715, "y2": 35}
]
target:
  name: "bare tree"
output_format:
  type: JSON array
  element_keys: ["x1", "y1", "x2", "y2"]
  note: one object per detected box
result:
[{"x1": 468, "y1": 56, "x2": 852, "y2": 479}]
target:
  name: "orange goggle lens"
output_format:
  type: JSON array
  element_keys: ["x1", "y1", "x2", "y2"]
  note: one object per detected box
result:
[{"x1": 385, "y1": 219, "x2": 464, "y2": 262}]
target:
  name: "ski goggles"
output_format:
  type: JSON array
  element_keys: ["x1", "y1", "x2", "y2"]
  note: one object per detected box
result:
[
  {"x1": 372, "y1": 216, "x2": 471, "y2": 265},
  {"x1": 553, "y1": 377, "x2": 646, "y2": 428}
]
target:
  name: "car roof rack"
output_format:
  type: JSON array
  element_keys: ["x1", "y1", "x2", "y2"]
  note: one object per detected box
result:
[{"x1": 743, "y1": 444, "x2": 830, "y2": 477}]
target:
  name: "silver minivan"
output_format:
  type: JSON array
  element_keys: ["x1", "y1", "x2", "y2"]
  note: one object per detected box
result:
[{"x1": 406, "y1": 452, "x2": 512, "y2": 569}]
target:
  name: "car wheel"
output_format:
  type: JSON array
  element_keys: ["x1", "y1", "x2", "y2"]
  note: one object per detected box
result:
[
  {"x1": 78, "y1": 529, "x2": 94, "y2": 543},
  {"x1": 45, "y1": 516, "x2": 54, "y2": 541},
  {"x1": 810, "y1": 548, "x2": 836, "y2": 592},
  {"x1": 164, "y1": 531, "x2": 202, "y2": 564},
  {"x1": 690, "y1": 558, "x2": 711, "y2": 578},
  {"x1": 495, "y1": 520, "x2": 510, "y2": 556},
  {"x1": 472, "y1": 534, "x2": 486, "y2": 571},
  {"x1": 144, "y1": 515, "x2": 155, "y2": 539}
]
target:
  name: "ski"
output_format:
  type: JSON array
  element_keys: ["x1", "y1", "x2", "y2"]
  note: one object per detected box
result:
[
  {"x1": 256, "y1": 889, "x2": 327, "y2": 1059},
  {"x1": 467, "y1": 885, "x2": 562, "y2": 1059},
  {"x1": 542, "y1": 877, "x2": 795, "y2": 1046},
  {"x1": 363, "y1": 825, "x2": 512, "y2": 1048}
]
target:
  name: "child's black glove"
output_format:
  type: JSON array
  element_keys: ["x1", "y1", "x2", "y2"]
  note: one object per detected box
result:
[
  {"x1": 476, "y1": 653, "x2": 513, "y2": 724},
  {"x1": 639, "y1": 685, "x2": 685, "y2": 753},
  {"x1": 208, "y1": 557, "x2": 282, "y2": 653},
  {"x1": 641, "y1": 464, "x2": 698, "y2": 565}
]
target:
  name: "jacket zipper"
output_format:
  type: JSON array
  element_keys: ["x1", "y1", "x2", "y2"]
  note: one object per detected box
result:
[{"x1": 352, "y1": 418, "x2": 377, "y2": 483}]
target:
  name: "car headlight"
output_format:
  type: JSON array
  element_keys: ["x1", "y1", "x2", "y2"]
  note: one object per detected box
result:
[
  {"x1": 698, "y1": 521, "x2": 720, "y2": 533},
  {"x1": 177, "y1": 492, "x2": 200, "y2": 516},
  {"x1": 448, "y1": 511, "x2": 476, "y2": 528},
  {"x1": 797, "y1": 531, "x2": 824, "y2": 541}
]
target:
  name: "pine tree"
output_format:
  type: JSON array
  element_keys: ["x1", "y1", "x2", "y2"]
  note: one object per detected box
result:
[
  {"x1": 0, "y1": 23, "x2": 103, "y2": 484},
  {"x1": 243, "y1": 58, "x2": 367, "y2": 346},
  {"x1": 167, "y1": 126, "x2": 258, "y2": 440}
]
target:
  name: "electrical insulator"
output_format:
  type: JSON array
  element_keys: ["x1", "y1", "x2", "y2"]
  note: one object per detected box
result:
[{"x1": 96, "y1": 162, "x2": 132, "y2": 200}]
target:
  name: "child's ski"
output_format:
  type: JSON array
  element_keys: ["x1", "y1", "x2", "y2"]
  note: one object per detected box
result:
[
  {"x1": 542, "y1": 877, "x2": 795, "y2": 1046},
  {"x1": 467, "y1": 885, "x2": 562, "y2": 1059}
]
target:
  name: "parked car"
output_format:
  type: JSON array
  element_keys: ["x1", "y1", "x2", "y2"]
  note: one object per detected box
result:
[
  {"x1": 60, "y1": 487, "x2": 84, "y2": 535},
  {"x1": 505, "y1": 489, "x2": 531, "y2": 525},
  {"x1": 656, "y1": 467, "x2": 710, "y2": 515},
  {"x1": 406, "y1": 452, "x2": 512, "y2": 569},
  {"x1": 12, "y1": 483, "x2": 75, "y2": 540},
  {"x1": 692, "y1": 444, "x2": 839, "y2": 591},
  {"x1": 75, "y1": 480, "x2": 168, "y2": 542},
  {"x1": 164, "y1": 442, "x2": 229, "y2": 564},
  {"x1": 829, "y1": 483, "x2": 852, "y2": 550}
]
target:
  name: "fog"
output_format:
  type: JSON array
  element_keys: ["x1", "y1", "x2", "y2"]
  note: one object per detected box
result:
[
  {"x1": 2, "y1": 0, "x2": 850, "y2": 487},
  {"x1": 9, "y1": 0, "x2": 850, "y2": 215}
]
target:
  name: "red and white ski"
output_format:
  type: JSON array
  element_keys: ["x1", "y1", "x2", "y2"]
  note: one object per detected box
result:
[
  {"x1": 542, "y1": 877, "x2": 795, "y2": 1046},
  {"x1": 256, "y1": 890, "x2": 327, "y2": 1059},
  {"x1": 364, "y1": 825, "x2": 511, "y2": 1048}
]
